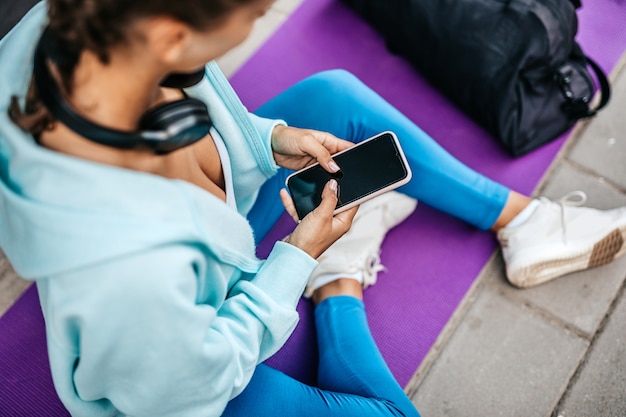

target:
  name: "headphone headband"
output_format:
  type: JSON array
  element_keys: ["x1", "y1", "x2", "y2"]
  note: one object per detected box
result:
[
  {"x1": 32, "y1": 28, "x2": 213, "y2": 154},
  {"x1": 161, "y1": 70, "x2": 206, "y2": 89}
]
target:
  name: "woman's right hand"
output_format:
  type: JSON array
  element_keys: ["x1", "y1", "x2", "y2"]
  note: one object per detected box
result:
[{"x1": 280, "y1": 179, "x2": 358, "y2": 259}]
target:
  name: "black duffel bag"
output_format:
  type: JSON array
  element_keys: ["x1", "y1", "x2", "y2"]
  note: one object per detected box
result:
[{"x1": 342, "y1": 0, "x2": 611, "y2": 156}]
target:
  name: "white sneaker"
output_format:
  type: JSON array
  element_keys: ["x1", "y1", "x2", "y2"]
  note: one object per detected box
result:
[
  {"x1": 304, "y1": 191, "x2": 418, "y2": 298},
  {"x1": 498, "y1": 192, "x2": 626, "y2": 288}
]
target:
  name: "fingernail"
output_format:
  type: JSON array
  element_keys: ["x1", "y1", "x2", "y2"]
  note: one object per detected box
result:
[
  {"x1": 329, "y1": 179, "x2": 338, "y2": 191},
  {"x1": 329, "y1": 161, "x2": 340, "y2": 173}
]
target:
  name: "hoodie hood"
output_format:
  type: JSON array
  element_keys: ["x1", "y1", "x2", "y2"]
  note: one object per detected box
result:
[{"x1": 0, "y1": 3, "x2": 262, "y2": 279}]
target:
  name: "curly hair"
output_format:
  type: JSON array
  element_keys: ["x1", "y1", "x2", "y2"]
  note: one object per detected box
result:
[{"x1": 9, "y1": 0, "x2": 258, "y2": 136}]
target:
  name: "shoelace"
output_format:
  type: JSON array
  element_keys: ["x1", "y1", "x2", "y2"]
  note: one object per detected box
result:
[
  {"x1": 362, "y1": 252, "x2": 386, "y2": 288},
  {"x1": 558, "y1": 190, "x2": 587, "y2": 244}
]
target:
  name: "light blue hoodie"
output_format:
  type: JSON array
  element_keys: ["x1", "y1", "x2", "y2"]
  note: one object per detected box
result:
[{"x1": 0, "y1": 3, "x2": 317, "y2": 416}]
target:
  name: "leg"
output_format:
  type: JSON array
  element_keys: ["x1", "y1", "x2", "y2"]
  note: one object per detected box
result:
[
  {"x1": 222, "y1": 298, "x2": 420, "y2": 417},
  {"x1": 254, "y1": 69, "x2": 513, "y2": 230},
  {"x1": 229, "y1": 194, "x2": 420, "y2": 416},
  {"x1": 315, "y1": 296, "x2": 419, "y2": 416},
  {"x1": 253, "y1": 70, "x2": 626, "y2": 288}
]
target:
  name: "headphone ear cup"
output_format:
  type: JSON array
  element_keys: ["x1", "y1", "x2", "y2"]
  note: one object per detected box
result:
[
  {"x1": 35, "y1": 27, "x2": 212, "y2": 154},
  {"x1": 139, "y1": 98, "x2": 211, "y2": 130},
  {"x1": 139, "y1": 98, "x2": 212, "y2": 152}
]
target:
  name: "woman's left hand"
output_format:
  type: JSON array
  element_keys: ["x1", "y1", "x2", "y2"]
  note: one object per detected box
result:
[{"x1": 271, "y1": 126, "x2": 353, "y2": 173}]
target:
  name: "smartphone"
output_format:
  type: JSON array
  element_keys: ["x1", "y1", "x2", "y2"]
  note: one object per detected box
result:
[{"x1": 285, "y1": 131, "x2": 412, "y2": 220}]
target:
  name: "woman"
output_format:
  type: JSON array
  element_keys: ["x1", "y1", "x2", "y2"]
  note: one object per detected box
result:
[{"x1": 1, "y1": 0, "x2": 624, "y2": 416}]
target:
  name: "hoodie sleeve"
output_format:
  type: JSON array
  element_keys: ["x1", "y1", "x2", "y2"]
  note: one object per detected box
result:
[
  {"x1": 44, "y1": 241, "x2": 316, "y2": 417},
  {"x1": 247, "y1": 112, "x2": 286, "y2": 170}
]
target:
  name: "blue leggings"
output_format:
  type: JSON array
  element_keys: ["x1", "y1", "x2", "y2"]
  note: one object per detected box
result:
[
  {"x1": 223, "y1": 297, "x2": 420, "y2": 417},
  {"x1": 246, "y1": 69, "x2": 509, "y2": 243},
  {"x1": 223, "y1": 70, "x2": 510, "y2": 416}
]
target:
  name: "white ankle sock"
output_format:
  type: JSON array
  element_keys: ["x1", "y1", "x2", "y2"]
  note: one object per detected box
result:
[
  {"x1": 506, "y1": 199, "x2": 540, "y2": 229},
  {"x1": 308, "y1": 271, "x2": 364, "y2": 293}
]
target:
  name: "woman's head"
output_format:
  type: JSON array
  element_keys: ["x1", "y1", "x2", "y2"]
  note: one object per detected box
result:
[
  {"x1": 48, "y1": 0, "x2": 268, "y2": 62},
  {"x1": 9, "y1": 0, "x2": 273, "y2": 135},
  {"x1": 47, "y1": 0, "x2": 273, "y2": 66}
]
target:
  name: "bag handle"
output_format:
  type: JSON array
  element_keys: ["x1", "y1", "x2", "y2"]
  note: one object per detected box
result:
[
  {"x1": 559, "y1": 57, "x2": 611, "y2": 120},
  {"x1": 586, "y1": 57, "x2": 611, "y2": 113},
  {"x1": 569, "y1": 0, "x2": 582, "y2": 9}
]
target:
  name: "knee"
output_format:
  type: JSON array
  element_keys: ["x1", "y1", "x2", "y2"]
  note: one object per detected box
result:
[
  {"x1": 299, "y1": 69, "x2": 371, "y2": 102},
  {"x1": 307, "y1": 69, "x2": 362, "y2": 87},
  {"x1": 391, "y1": 398, "x2": 422, "y2": 417}
]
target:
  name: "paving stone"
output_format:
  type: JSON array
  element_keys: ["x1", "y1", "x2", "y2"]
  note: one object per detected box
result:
[
  {"x1": 536, "y1": 162, "x2": 626, "y2": 210},
  {"x1": 568, "y1": 60, "x2": 626, "y2": 190},
  {"x1": 0, "y1": 251, "x2": 30, "y2": 316},
  {"x1": 555, "y1": 289, "x2": 626, "y2": 417},
  {"x1": 0, "y1": 0, "x2": 40, "y2": 39},
  {"x1": 411, "y1": 285, "x2": 588, "y2": 417},
  {"x1": 217, "y1": 0, "x2": 305, "y2": 77},
  {"x1": 484, "y1": 164, "x2": 626, "y2": 336},
  {"x1": 273, "y1": 0, "x2": 306, "y2": 14},
  {"x1": 217, "y1": 8, "x2": 289, "y2": 77}
]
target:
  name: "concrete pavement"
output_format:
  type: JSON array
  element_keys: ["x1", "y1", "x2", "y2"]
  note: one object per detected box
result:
[{"x1": 406, "y1": 55, "x2": 626, "y2": 417}]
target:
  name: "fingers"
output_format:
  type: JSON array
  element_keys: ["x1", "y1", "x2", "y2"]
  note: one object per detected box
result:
[
  {"x1": 334, "y1": 139, "x2": 354, "y2": 152},
  {"x1": 334, "y1": 204, "x2": 359, "y2": 227},
  {"x1": 280, "y1": 179, "x2": 340, "y2": 224},
  {"x1": 283, "y1": 179, "x2": 355, "y2": 258},
  {"x1": 314, "y1": 180, "x2": 356, "y2": 239},
  {"x1": 282, "y1": 179, "x2": 354, "y2": 233},
  {"x1": 300, "y1": 133, "x2": 342, "y2": 174},
  {"x1": 279, "y1": 188, "x2": 300, "y2": 223},
  {"x1": 315, "y1": 179, "x2": 339, "y2": 217}
]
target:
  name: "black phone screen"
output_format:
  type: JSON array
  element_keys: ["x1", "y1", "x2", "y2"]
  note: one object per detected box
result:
[{"x1": 286, "y1": 132, "x2": 410, "y2": 219}]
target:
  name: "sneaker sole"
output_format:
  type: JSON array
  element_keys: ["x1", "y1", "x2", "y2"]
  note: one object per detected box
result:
[{"x1": 507, "y1": 225, "x2": 626, "y2": 288}]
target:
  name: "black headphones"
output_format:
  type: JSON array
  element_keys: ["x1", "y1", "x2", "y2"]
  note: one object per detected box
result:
[{"x1": 32, "y1": 28, "x2": 213, "y2": 154}]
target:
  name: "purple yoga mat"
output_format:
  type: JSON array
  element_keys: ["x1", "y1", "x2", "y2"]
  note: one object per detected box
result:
[
  {"x1": 1, "y1": 0, "x2": 625, "y2": 414},
  {"x1": 0, "y1": 285, "x2": 69, "y2": 417},
  {"x1": 230, "y1": 0, "x2": 626, "y2": 387}
]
